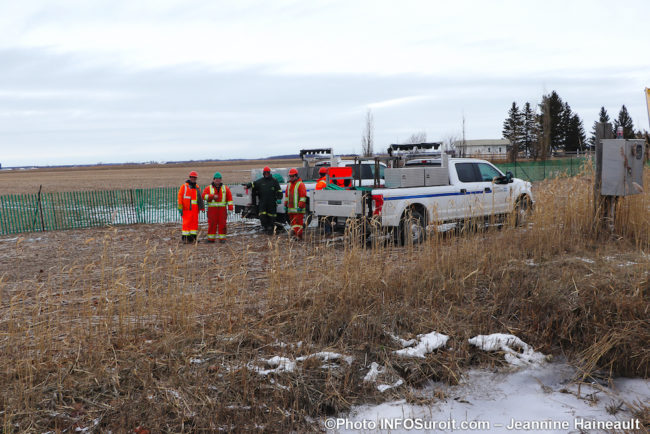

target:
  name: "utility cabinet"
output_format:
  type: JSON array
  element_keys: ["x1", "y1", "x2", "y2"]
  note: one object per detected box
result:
[
  {"x1": 424, "y1": 167, "x2": 449, "y2": 186},
  {"x1": 601, "y1": 139, "x2": 645, "y2": 196},
  {"x1": 385, "y1": 167, "x2": 425, "y2": 188}
]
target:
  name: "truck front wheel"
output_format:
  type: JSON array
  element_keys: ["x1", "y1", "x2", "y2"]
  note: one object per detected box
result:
[
  {"x1": 400, "y1": 208, "x2": 426, "y2": 245},
  {"x1": 514, "y1": 195, "x2": 532, "y2": 226}
]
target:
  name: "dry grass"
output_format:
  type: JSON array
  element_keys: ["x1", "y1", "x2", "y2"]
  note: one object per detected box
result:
[
  {"x1": 0, "y1": 159, "x2": 301, "y2": 195},
  {"x1": 0, "y1": 169, "x2": 648, "y2": 432}
]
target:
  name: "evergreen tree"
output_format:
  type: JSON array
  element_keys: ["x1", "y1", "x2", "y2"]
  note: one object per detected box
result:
[
  {"x1": 502, "y1": 102, "x2": 522, "y2": 160},
  {"x1": 538, "y1": 91, "x2": 564, "y2": 157},
  {"x1": 559, "y1": 102, "x2": 574, "y2": 150},
  {"x1": 589, "y1": 106, "x2": 613, "y2": 146},
  {"x1": 614, "y1": 105, "x2": 635, "y2": 139},
  {"x1": 521, "y1": 102, "x2": 537, "y2": 158},
  {"x1": 565, "y1": 113, "x2": 586, "y2": 152}
]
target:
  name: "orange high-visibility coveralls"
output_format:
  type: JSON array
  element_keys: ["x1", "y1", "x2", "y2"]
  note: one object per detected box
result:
[
  {"x1": 285, "y1": 178, "x2": 307, "y2": 239},
  {"x1": 315, "y1": 176, "x2": 327, "y2": 190},
  {"x1": 203, "y1": 184, "x2": 233, "y2": 242},
  {"x1": 178, "y1": 182, "x2": 202, "y2": 237}
]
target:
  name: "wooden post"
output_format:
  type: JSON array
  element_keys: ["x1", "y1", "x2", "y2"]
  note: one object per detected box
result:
[{"x1": 594, "y1": 122, "x2": 613, "y2": 230}]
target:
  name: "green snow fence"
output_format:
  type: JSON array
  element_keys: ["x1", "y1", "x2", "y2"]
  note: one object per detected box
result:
[
  {"x1": 495, "y1": 157, "x2": 590, "y2": 182},
  {"x1": 0, "y1": 185, "x2": 244, "y2": 236}
]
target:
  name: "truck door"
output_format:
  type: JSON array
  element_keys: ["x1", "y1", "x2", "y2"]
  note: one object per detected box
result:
[
  {"x1": 453, "y1": 163, "x2": 484, "y2": 219},
  {"x1": 476, "y1": 162, "x2": 509, "y2": 215}
]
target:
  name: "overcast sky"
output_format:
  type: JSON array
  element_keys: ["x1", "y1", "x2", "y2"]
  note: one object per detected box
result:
[{"x1": 1, "y1": 0, "x2": 649, "y2": 166}]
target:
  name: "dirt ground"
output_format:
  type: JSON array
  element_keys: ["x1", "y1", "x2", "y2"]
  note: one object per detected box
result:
[
  {"x1": 4, "y1": 221, "x2": 260, "y2": 282},
  {"x1": 0, "y1": 159, "x2": 301, "y2": 195},
  {"x1": 0, "y1": 219, "x2": 334, "y2": 295}
]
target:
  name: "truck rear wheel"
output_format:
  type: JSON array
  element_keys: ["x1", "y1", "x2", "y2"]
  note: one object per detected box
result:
[{"x1": 400, "y1": 208, "x2": 426, "y2": 245}]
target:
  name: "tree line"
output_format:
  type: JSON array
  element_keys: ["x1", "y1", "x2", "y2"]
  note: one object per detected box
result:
[{"x1": 502, "y1": 91, "x2": 648, "y2": 160}]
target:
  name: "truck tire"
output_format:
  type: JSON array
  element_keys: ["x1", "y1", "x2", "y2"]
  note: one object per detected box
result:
[
  {"x1": 400, "y1": 208, "x2": 426, "y2": 245},
  {"x1": 514, "y1": 195, "x2": 532, "y2": 226}
]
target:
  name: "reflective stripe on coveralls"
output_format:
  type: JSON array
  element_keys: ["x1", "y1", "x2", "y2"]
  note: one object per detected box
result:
[
  {"x1": 204, "y1": 185, "x2": 232, "y2": 240},
  {"x1": 205, "y1": 185, "x2": 232, "y2": 207},
  {"x1": 178, "y1": 183, "x2": 200, "y2": 235},
  {"x1": 286, "y1": 180, "x2": 306, "y2": 213}
]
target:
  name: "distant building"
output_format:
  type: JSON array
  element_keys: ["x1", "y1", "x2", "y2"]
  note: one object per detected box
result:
[{"x1": 453, "y1": 139, "x2": 510, "y2": 158}]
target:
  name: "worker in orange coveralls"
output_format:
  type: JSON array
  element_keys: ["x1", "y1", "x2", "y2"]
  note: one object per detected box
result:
[
  {"x1": 315, "y1": 166, "x2": 328, "y2": 191},
  {"x1": 284, "y1": 168, "x2": 307, "y2": 240},
  {"x1": 314, "y1": 166, "x2": 333, "y2": 235},
  {"x1": 177, "y1": 171, "x2": 204, "y2": 243},
  {"x1": 202, "y1": 172, "x2": 233, "y2": 243}
]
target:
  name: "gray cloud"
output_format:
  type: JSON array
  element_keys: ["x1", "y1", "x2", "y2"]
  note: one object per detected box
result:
[{"x1": 0, "y1": 47, "x2": 648, "y2": 166}]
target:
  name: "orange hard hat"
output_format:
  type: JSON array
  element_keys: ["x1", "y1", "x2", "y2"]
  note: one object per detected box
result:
[
  {"x1": 189, "y1": 171, "x2": 198, "y2": 177},
  {"x1": 319, "y1": 167, "x2": 327, "y2": 175},
  {"x1": 263, "y1": 166, "x2": 271, "y2": 172},
  {"x1": 288, "y1": 168, "x2": 298, "y2": 176}
]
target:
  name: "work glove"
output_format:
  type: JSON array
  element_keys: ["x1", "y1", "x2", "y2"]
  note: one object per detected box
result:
[
  {"x1": 228, "y1": 205, "x2": 233, "y2": 211},
  {"x1": 276, "y1": 199, "x2": 282, "y2": 205},
  {"x1": 178, "y1": 209, "x2": 183, "y2": 217}
]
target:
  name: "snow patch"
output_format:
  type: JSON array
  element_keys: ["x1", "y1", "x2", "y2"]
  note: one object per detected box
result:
[
  {"x1": 393, "y1": 331, "x2": 449, "y2": 358},
  {"x1": 337, "y1": 362, "x2": 649, "y2": 434},
  {"x1": 377, "y1": 379, "x2": 404, "y2": 393},
  {"x1": 297, "y1": 351, "x2": 354, "y2": 365},
  {"x1": 250, "y1": 350, "x2": 353, "y2": 377},
  {"x1": 469, "y1": 333, "x2": 547, "y2": 366},
  {"x1": 388, "y1": 332, "x2": 417, "y2": 347},
  {"x1": 363, "y1": 362, "x2": 384, "y2": 383},
  {"x1": 252, "y1": 356, "x2": 297, "y2": 376}
]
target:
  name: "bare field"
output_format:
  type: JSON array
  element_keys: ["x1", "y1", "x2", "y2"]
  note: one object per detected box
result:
[{"x1": 0, "y1": 159, "x2": 301, "y2": 195}]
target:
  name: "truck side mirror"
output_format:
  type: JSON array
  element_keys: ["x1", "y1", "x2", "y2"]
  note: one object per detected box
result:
[{"x1": 493, "y1": 172, "x2": 513, "y2": 185}]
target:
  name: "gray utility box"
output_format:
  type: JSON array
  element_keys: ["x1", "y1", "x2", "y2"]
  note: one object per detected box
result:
[
  {"x1": 424, "y1": 167, "x2": 449, "y2": 186},
  {"x1": 312, "y1": 189, "x2": 364, "y2": 217},
  {"x1": 385, "y1": 167, "x2": 425, "y2": 188},
  {"x1": 601, "y1": 139, "x2": 645, "y2": 196},
  {"x1": 384, "y1": 167, "x2": 450, "y2": 188}
]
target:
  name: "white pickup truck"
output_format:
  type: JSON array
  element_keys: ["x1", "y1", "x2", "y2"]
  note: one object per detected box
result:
[{"x1": 312, "y1": 155, "x2": 534, "y2": 243}]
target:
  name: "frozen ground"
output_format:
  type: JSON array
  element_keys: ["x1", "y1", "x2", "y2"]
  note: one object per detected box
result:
[{"x1": 328, "y1": 361, "x2": 648, "y2": 433}]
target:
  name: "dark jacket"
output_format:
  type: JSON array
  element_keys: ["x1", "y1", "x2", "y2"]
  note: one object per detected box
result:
[{"x1": 252, "y1": 176, "x2": 282, "y2": 214}]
